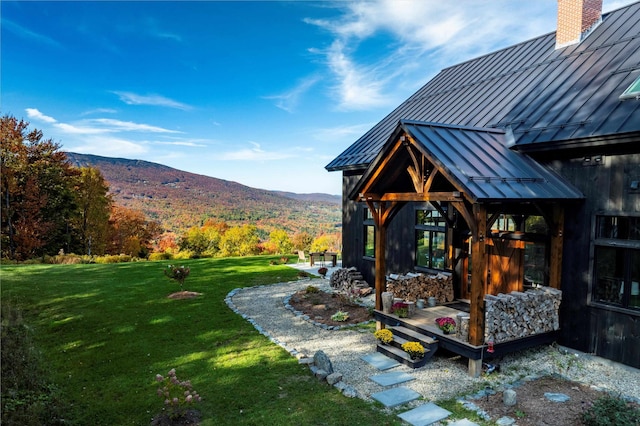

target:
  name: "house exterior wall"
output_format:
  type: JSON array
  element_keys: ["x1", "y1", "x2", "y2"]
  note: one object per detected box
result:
[
  {"x1": 341, "y1": 171, "x2": 417, "y2": 287},
  {"x1": 341, "y1": 150, "x2": 640, "y2": 369},
  {"x1": 545, "y1": 152, "x2": 640, "y2": 368}
]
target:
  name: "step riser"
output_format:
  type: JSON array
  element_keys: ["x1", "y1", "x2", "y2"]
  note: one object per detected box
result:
[
  {"x1": 389, "y1": 328, "x2": 439, "y2": 360},
  {"x1": 377, "y1": 344, "x2": 428, "y2": 369}
]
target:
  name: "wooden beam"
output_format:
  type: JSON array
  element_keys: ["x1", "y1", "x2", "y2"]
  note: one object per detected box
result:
[
  {"x1": 549, "y1": 205, "x2": 564, "y2": 289},
  {"x1": 358, "y1": 192, "x2": 464, "y2": 202},
  {"x1": 450, "y1": 201, "x2": 477, "y2": 237},
  {"x1": 365, "y1": 200, "x2": 404, "y2": 311},
  {"x1": 469, "y1": 204, "x2": 487, "y2": 346},
  {"x1": 423, "y1": 168, "x2": 438, "y2": 193},
  {"x1": 359, "y1": 138, "x2": 405, "y2": 195}
]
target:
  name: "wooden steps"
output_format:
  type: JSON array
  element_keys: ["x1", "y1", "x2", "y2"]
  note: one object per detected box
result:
[{"x1": 376, "y1": 325, "x2": 439, "y2": 369}]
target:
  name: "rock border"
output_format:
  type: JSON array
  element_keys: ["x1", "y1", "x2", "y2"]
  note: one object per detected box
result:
[
  {"x1": 225, "y1": 285, "x2": 360, "y2": 398},
  {"x1": 283, "y1": 293, "x2": 374, "y2": 331}
]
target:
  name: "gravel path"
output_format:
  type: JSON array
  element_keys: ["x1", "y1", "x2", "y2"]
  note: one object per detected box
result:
[{"x1": 226, "y1": 278, "x2": 640, "y2": 408}]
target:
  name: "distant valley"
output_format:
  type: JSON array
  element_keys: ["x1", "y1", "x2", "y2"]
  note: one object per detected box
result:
[{"x1": 65, "y1": 152, "x2": 341, "y2": 238}]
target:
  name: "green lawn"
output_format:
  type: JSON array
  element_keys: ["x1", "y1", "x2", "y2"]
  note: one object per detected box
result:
[{"x1": 1, "y1": 256, "x2": 403, "y2": 425}]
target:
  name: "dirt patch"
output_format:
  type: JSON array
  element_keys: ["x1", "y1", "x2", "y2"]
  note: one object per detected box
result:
[
  {"x1": 288, "y1": 289, "x2": 373, "y2": 327},
  {"x1": 150, "y1": 409, "x2": 201, "y2": 425},
  {"x1": 471, "y1": 375, "x2": 608, "y2": 425},
  {"x1": 167, "y1": 291, "x2": 202, "y2": 300}
]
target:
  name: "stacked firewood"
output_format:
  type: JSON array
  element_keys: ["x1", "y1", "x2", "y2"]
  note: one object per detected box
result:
[
  {"x1": 385, "y1": 272, "x2": 454, "y2": 303},
  {"x1": 329, "y1": 267, "x2": 372, "y2": 296},
  {"x1": 484, "y1": 287, "x2": 562, "y2": 344}
]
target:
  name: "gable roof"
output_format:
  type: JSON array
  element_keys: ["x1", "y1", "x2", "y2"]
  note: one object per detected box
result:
[
  {"x1": 327, "y1": 2, "x2": 640, "y2": 172},
  {"x1": 351, "y1": 120, "x2": 584, "y2": 203}
]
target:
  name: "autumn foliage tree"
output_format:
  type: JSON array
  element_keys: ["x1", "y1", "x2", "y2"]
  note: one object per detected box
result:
[
  {"x1": 107, "y1": 205, "x2": 162, "y2": 257},
  {"x1": 1, "y1": 115, "x2": 164, "y2": 260},
  {"x1": 1, "y1": 115, "x2": 79, "y2": 260},
  {"x1": 73, "y1": 167, "x2": 112, "y2": 255}
]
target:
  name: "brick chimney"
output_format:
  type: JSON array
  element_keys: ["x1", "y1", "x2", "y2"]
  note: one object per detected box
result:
[{"x1": 555, "y1": 0, "x2": 603, "y2": 49}]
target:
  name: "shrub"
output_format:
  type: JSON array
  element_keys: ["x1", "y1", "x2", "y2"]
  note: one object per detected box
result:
[
  {"x1": 173, "y1": 250, "x2": 196, "y2": 260},
  {"x1": 331, "y1": 311, "x2": 349, "y2": 322},
  {"x1": 94, "y1": 254, "x2": 133, "y2": 264},
  {"x1": 1, "y1": 302, "x2": 64, "y2": 424},
  {"x1": 305, "y1": 285, "x2": 319, "y2": 294},
  {"x1": 149, "y1": 252, "x2": 173, "y2": 261},
  {"x1": 164, "y1": 265, "x2": 191, "y2": 291},
  {"x1": 582, "y1": 394, "x2": 640, "y2": 426},
  {"x1": 154, "y1": 369, "x2": 201, "y2": 420},
  {"x1": 48, "y1": 254, "x2": 84, "y2": 264}
]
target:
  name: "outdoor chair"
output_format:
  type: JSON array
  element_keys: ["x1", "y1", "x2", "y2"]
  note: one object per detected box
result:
[{"x1": 297, "y1": 250, "x2": 307, "y2": 264}]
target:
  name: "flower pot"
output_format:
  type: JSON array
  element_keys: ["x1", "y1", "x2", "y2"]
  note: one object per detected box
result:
[
  {"x1": 381, "y1": 292, "x2": 394, "y2": 314},
  {"x1": 406, "y1": 301, "x2": 415, "y2": 317}
]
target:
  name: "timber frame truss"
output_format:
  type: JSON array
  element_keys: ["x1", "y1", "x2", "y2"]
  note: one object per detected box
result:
[{"x1": 352, "y1": 131, "x2": 567, "y2": 347}]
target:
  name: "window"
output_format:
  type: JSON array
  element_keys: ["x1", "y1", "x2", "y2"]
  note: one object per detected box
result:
[
  {"x1": 415, "y1": 208, "x2": 446, "y2": 270},
  {"x1": 593, "y1": 215, "x2": 640, "y2": 310},
  {"x1": 363, "y1": 208, "x2": 375, "y2": 258},
  {"x1": 619, "y1": 75, "x2": 640, "y2": 101}
]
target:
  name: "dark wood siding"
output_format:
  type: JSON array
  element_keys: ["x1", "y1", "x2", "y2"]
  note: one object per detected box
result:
[
  {"x1": 341, "y1": 171, "x2": 417, "y2": 287},
  {"x1": 546, "y1": 152, "x2": 640, "y2": 368}
]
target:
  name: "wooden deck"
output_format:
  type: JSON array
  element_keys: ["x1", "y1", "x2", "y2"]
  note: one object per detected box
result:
[{"x1": 374, "y1": 302, "x2": 559, "y2": 363}]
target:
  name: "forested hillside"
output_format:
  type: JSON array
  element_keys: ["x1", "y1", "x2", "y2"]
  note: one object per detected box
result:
[{"x1": 65, "y1": 153, "x2": 341, "y2": 238}]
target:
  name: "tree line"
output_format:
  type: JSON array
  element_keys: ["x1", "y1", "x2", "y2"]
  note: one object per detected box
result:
[
  {"x1": 1, "y1": 115, "x2": 341, "y2": 262},
  {"x1": 1, "y1": 115, "x2": 161, "y2": 261}
]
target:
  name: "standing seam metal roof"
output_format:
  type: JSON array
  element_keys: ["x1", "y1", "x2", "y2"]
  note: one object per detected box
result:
[
  {"x1": 398, "y1": 121, "x2": 584, "y2": 201},
  {"x1": 351, "y1": 120, "x2": 585, "y2": 201}
]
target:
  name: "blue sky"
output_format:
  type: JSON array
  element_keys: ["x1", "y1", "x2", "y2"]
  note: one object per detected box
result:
[{"x1": 2, "y1": 0, "x2": 633, "y2": 195}]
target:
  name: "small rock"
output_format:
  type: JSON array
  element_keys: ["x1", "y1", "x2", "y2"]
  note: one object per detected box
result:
[
  {"x1": 333, "y1": 382, "x2": 347, "y2": 391},
  {"x1": 298, "y1": 358, "x2": 314, "y2": 365},
  {"x1": 342, "y1": 385, "x2": 358, "y2": 398},
  {"x1": 313, "y1": 350, "x2": 334, "y2": 374},
  {"x1": 544, "y1": 392, "x2": 570, "y2": 402},
  {"x1": 315, "y1": 369, "x2": 329, "y2": 380},
  {"x1": 503, "y1": 389, "x2": 517, "y2": 406},
  {"x1": 496, "y1": 416, "x2": 516, "y2": 425},
  {"x1": 326, "y1": 372, "x2": 343, "y2": 385}
]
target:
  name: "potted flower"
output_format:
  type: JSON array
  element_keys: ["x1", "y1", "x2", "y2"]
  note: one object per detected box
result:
[
  {"x1": 401, "y1": 341, "x2": 425, "y2": 359},
  {"x1": 373, "y1": 329, "x2": 393, "y2": 345},
  {"x1": 391, "y1": 302, "x2": 409, "y2": 318},
  {"x1": 435, "y1": 317, "x2": 456, "y2": 334}
]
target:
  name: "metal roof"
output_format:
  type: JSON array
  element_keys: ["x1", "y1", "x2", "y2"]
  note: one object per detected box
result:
[
  {"x1": 327, "y1": 2, "x2": 640, "y2": 172},
  {"x1": 394, "y1": 120, "x2": 584, "y2": 201}
]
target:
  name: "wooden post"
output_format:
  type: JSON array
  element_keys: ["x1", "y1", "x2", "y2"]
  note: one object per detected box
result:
[
  {"x1": 469, "y1": 204, "x2": 487, "y2": 347},
  {"x1": 374, "y1": 220, "x2": 387, "y2": 311},
  {"x1": 549, "y1": 206, "x2": 565, "y2": 289}
]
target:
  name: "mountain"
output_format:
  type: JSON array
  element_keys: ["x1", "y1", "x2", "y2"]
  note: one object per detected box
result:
[{"x1": 65, "y1": 152, "x2": 341, "y2": 238}]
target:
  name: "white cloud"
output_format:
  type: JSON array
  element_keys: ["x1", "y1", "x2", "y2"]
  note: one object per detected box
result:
[
  {"x1": 112, "y1": 91, "x2": 193, "y2": 110},
  {"x1": 70, "y1": 136, "x2": 148, "y2": 157},
  {"x1": 54, "y1": 122, "x2": 109, "y2": 135},
  {"x1": 264, "y1": 76, "x2": 321, "y2": 113},
  {"x1": 25, "y1": 108, "x2": 57, "y2": 123},
  {"x1": 87, "y1": 118, "x2": 181, "y2": 133},
  {"x1": 218, "y1": 141, "x2": 296, "y2": 161},
  {"x1": 3, "y1": 19, "x2": 62, "y2": 48},
  {"x1": 80, "y1": 108, "x2": 118, "y2": 116},
  {"x1": 312, "y1": 122, "x2": 373, "y2": 142},
  {"x1": 305, "y1": 0, "x2": 559, "y2": 111}
]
